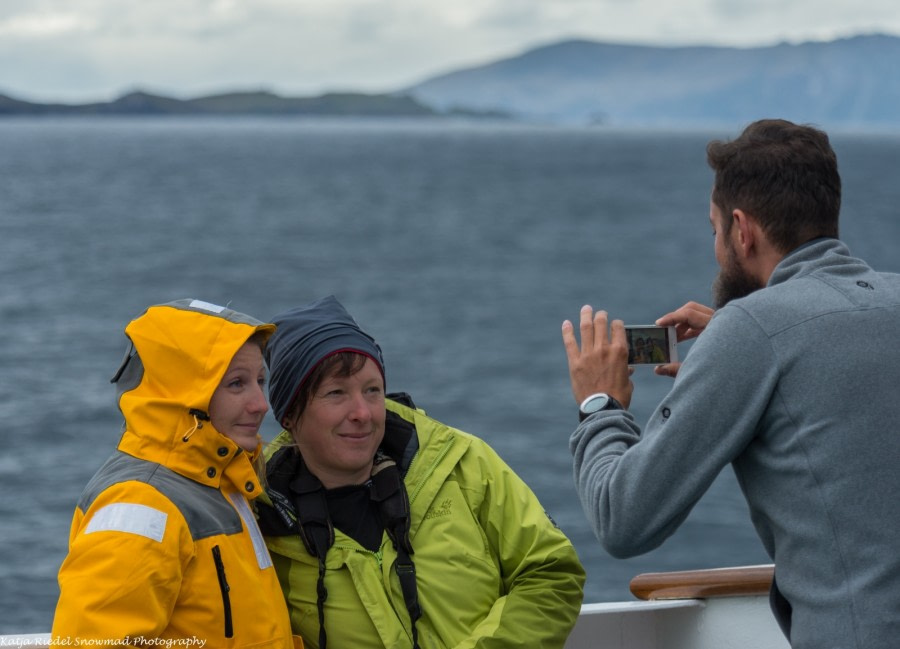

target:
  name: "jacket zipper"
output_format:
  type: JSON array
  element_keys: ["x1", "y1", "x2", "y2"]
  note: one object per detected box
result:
[
  {"x1": 212, "y1": 545, "x2": 234, "y2": 638},
  {"x1": 332, "y1": 543, "x2": 384, "y2": 568}
]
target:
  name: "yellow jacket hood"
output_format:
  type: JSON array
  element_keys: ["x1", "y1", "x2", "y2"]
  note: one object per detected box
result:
[{"x1": 113, "y1": 299, "x2": 275, "y2": 489}]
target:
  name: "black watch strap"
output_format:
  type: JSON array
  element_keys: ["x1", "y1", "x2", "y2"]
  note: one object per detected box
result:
[{"x1": 578, "y1": 393, "x2": 624, "y2": 422}]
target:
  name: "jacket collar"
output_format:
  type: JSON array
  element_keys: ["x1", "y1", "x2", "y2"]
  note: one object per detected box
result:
[{"x1": 767, "y1": 237, "x2": 853, "y2": 288}]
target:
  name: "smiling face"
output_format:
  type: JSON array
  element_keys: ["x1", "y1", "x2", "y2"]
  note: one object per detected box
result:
[
  {"x1": 287, "y1": 356, "x2": 386, "y2": 489},
  {"x1": 208, "y1": 341, "x2": 269, "y2": 452}
]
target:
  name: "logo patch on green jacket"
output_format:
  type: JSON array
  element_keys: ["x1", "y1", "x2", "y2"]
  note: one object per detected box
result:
[{"x1": 424, "y1": 498, "x2": 453, "y2": 520}]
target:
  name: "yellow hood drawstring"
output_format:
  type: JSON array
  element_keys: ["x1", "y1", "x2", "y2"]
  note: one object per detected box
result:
[{"x1": 183, "y1": 409, "x2": 211, "y2": 443}]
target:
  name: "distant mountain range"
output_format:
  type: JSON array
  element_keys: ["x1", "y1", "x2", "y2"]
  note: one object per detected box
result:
[
  {"x1": 0, "y1": 89, "x2": 504, "y2": 119},
  {"x1": 3, "y1": 33, "x2": 899, "y2": 129},
  {"x1": 404, "y1": 33, "x2": 900, "y2": 128}
]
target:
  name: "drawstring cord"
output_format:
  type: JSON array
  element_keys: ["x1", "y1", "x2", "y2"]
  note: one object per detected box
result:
[{"x1": 183, "y1": 409, "x2": 210, "y2": 442}]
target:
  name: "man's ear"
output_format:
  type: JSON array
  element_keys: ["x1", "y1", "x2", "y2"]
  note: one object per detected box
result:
[{"x1": 731, "y1": 209, "x2": 758, "y2": 258}]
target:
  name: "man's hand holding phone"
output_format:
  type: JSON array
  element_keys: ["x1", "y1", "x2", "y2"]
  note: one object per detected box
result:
[{"x1": 653, "y1": 301, "x2": 715, "y2": 378}]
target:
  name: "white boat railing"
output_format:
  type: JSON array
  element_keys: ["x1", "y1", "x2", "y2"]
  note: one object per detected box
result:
[
  {"x1": 1, "y1": 565, "x2": 787, "y2": 649},
  {"x1": 565, "y1": 564, "x2": 788, "y2": 649}
]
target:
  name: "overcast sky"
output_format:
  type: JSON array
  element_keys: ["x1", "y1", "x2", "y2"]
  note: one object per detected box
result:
[{"x1": 2, "y1": 0, "x2": 897, "y2": 103}]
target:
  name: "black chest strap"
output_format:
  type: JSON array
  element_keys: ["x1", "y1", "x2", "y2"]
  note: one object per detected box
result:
[
  {"x1": 371, "y1": 452, "x2": 422, "y2": 646},
  {"x1": 273, "y1": 451, "x2": 421, "y2": 649},
  {"x1": 287, "y1": 463, "x2": 334, "y2": 649}
]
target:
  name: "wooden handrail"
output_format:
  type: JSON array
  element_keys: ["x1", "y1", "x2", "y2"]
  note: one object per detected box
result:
[{"x1": 630, "y1": 564, "x2": 774, "y2": 600}]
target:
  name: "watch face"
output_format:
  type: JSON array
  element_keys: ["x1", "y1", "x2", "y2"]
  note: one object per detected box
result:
[{"x1": 582, "y1": 394, "x2": 610, "y2": 413}]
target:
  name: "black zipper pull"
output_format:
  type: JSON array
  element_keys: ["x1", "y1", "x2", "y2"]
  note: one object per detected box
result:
[{"x1": 212, "y1": 545, "x2": 234, "y2": 639}]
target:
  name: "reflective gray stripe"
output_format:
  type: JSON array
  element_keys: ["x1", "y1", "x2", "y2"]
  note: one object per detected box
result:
[
  {"x1": 163, "y1": 299, "x2": 268, "y2": 328},
  {"x1": 229, "y1": 493, "x2": 272, "y2": 569},
  {"x1": 84, "y1": 503, "x2": 168, "y2": 542},
  {"x1": 188, "y1": 299, "x2": 226, "y2": 314},
  {"x1": 79, "y1": 451, "x2": 242, "y2": 541}
]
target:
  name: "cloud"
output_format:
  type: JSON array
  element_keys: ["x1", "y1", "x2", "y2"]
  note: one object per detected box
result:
[
  {"x1": 0, "y1": 10, "x2": 95, "y2": 37},
  {"x1": 2, "y1": 0, "x2": 900, "y2": 103}
]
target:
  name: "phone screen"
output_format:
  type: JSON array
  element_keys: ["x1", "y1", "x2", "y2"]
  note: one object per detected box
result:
[{"x1": 625, "y1": 325, "x2": 676, "y2": 365}]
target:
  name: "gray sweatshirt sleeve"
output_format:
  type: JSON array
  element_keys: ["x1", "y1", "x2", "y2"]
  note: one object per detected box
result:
[{"x1": 570, "y1": 305, "x2": 780, "y2": 558}]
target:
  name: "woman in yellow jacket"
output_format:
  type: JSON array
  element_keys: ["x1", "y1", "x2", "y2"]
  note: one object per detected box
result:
[{"x1": 51, "y1": 299, "x2": 301, "y2": 648}]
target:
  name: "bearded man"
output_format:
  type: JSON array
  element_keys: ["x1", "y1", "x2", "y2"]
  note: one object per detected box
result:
[{"x1": 561, "y1": 119, "x2": 900, "y2": 649}]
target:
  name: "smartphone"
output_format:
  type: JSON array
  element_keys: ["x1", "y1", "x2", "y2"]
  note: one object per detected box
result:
[{"x1": 624, "y1": 325, "x2": 678, "y2": 365}]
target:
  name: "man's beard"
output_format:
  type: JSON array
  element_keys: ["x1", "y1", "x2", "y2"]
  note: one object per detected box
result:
[{"x1": 712, "y1": 246, "x2": 764, "y2": 308}]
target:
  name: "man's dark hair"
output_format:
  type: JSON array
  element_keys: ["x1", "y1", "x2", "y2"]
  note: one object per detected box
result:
[{"x1": 707, "y1": 119, "x2": 841, "y2": 252}]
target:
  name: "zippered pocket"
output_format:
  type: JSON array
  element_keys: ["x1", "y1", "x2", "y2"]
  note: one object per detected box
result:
[{"x1": 212, "y1": 545, "x2": 234, "y2": 638}]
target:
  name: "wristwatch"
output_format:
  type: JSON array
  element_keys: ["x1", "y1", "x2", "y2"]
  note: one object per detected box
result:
[{"x1": 579, "y1": 392, "x2": 624, "y2": 422}]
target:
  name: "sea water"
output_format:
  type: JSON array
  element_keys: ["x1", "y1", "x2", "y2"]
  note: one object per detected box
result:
[{"x1": 1, "y1": 116, "x2": 898, "y2": 633}]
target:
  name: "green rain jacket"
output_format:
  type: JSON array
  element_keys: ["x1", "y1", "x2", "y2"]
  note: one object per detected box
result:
[{"x1": 263, "y1": 397, "x2": 585, "y2": 649}]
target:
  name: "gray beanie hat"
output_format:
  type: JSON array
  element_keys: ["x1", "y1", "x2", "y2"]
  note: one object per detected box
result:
[{"x1": 265, "y1": 295, "x2": 384, "y2": 424}]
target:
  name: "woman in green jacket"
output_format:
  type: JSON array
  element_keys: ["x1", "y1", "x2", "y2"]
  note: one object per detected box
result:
[{"x1": 257, "y1": 295, "x2": 585, "y2": 649}]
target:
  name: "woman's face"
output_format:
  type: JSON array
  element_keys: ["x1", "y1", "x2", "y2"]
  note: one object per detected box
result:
[
  {"x1": 208, "y1": 341, "x2": 269, "y2": 452},
  {"x1": 289, "y1": 356, "x2": 386, "y2": 489}
]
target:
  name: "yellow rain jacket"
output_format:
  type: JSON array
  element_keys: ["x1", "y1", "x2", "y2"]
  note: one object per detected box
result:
[{"x1": 51, "y1": 299, "x2": 300, "y2": 648}]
